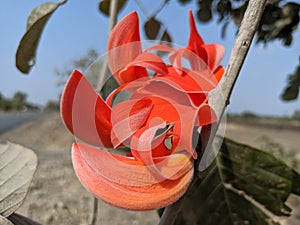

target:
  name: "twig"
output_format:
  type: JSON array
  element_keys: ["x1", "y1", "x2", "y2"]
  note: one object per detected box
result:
[
  {"x1": 96, "y1": 0, "x2": 119, "y2": 93},
  {"x1": 211, "y1": 0, "x2": 267, "y2": 116},
  {"x1": 108, "y1": 0, "x2": 119, "y2": 32},
  {"x1": 133, "y1": 0, "x2": 169, "y2": 19},
  {"x1": 90, "y1": 0, "x2": 119, "y2": 224},
  {"x1": 88, "y1": 197, "x2": 98, "y2": 225},
  {"x1": 150, "y1": 0, "x2": 170, "y2": 18},
  {"x1": 158, "y1": 0, "x2": 267, "y2": 224}
]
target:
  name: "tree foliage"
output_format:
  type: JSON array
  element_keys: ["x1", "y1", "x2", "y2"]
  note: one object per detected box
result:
[
  {"x1": 281, "y1": 60, "x2": 300, "y2": 101},
  {"x1": 0, "y1": 91, "x2": 38, "y2": 112},
  {"x1": 55, "y1": 48, "x2": 99, "y2": 86},
  {"x1": 98, "y1": 0, "x2": 300, "y2": 46},
  {"x1": 158, "y1": 137, "x2": 300, "y2": 225}
]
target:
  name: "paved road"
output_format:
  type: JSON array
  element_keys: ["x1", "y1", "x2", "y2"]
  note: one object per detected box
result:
[{"x1": 0, "y1": 111, "x2": 44, "y2": 134}]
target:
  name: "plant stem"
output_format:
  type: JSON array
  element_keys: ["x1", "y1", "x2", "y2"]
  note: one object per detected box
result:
[
  {"x1": 158, "y1": 0, "x2": 267, "y2": 224},
  {"x1": 90, "y1": 1, "x2": 119, "y2": 224},
  {"x1": 96, "y1": 0, "x2": 119, "y2": 93},
  {"x1": 88, "y1": 197, "x2": 98, "y2": 225},
  {"x1": 133, "y1": 0, "x2": 169, "y2": 19},
  {"x1": 108, "y1": 0, "x2": 119, "y2": 32}
]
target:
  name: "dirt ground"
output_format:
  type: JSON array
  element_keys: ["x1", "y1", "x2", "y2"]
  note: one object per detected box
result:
[{"x1": 0, "y1": 112, "x2": 299, "y2": 225}]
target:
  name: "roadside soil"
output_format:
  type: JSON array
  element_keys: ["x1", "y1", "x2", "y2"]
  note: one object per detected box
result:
[{"x1": 0, "y1": 112, "x2": 299, "y2": 225}]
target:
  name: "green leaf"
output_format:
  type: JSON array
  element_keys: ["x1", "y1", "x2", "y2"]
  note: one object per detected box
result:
[
  {"x1": 177, "y1": 0, "x2": 192, "y2": 5},
  {"x1": 0, "y1": 142, "x2": 38, "y2": 217},
  {"x1": 160, "y1": 137, "x2": 300, "y2": 225},
  {"x1": 197, "y1": 8, "x2": 212, "y2": 23},
  {"x1": 160, "y1": 30, "x2": 172, "y2": 43},
  {"x1": 98, "y1": 0, "x2": 127, "y2": 16},
  {"x1": 281, "y1": 63, "x2": 300, "y2": 101},
  {"x1": 16, "y1": 0, "x2": 67, "y2": 74},
  {"x1": 144, "y1": 17, "x2": 161, "y2": 40},
  {"x1": 197, "y1": 0, "x2": 213, "y2": 23},
  {"x1": 281, "y1": 85, "x2": 299, "y2": 101}
]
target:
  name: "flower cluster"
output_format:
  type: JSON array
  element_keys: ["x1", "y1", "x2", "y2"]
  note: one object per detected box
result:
[{"x1": 60, "y1": 10, "x2": 224, "y2": 210}]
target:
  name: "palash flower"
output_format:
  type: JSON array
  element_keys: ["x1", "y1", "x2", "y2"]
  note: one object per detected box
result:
[{"x1": 60, "y1": 10, "x2": 224, "y2": 210}]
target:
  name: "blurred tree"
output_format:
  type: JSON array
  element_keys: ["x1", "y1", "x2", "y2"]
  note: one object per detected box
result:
[
  {"x1": 0, "y1": 91, "x2": 38, "y2": 112},
  {"x1": 281, "y1": 59, "x2": 300, "y2": 101},
  {"x1": 56, "y1": 48, "x2": 118, "y2": 99},
  {"x1": 44, "y1": 100, "x2": 60, "y2": 111},
  {"x1": 0, "y1": 93, "x2": 12, "y2": 111},
  {"x1": 292, "y1": 109, "x2": 300, "y2": 119},
  {"x1": 56, "y1": 48, "x2": 99, "y2": 87},
  {"x1": 12, "y1": 92, "x2": 27, "y2": 110}
]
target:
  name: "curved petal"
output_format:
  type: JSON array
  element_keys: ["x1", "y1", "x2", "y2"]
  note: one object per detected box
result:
[
  {"x1": 130, "y1": 119, "x2": 166, "y2": 172},
  {"x1": 111, "y1": 98, "x2": 153, "y2": 148},
  {"x1": 171, "y1": 105, "x2": 199, "y2": 159},
  {"x1": 121, "y1": 52, "x2": 168, "y2": 76},
  {"x1": 196, "y1": 104, "x2": 218, "y2": 126},
  {"x1": 107, "y1": 11, "x2": 145, "y2": 84},
  {"x1": 155, "y1": 67, "x2": 218, "y2": 93},
  {"x1": 105, "y1": 77, "x2": 149, "y2": 106},
  {"x1": 150, "y1": 131, "x2": 172, "y2": 157},
  {"x1": 117, "y1": 66, "x2": 148, "y2": 84},
  {"x1": 72, "y1": 142, "x2": 194, "y2": 210},
  {"x1": 130, "y1": 118, "x2": 194, "y2": 179},
  {"x1": 108, "y1": 11, "x2": 141, "y2": 51},
  {"x1": 187, "y1": 10, "x2": 206, "y2": 57},
  {"x1": 60, "y1": 70, "x2": 112, "y2": 147},
  {"x1": 145, "y1": 44, "x2": 175, "y2": 53},
  {"x1": 168, "y1": 49, "x2": 184, "y2": 74},
  {"x1": 73, "y1": 142, "x2": 193, "y2": 185},
  {"x1": 132, "y1": 92, "x2": 198, "y2": 158},
  {"x1": 169, "y1": 48, "x2": 208, "y2": 73},
  {"x1": 131, "y1": 81, "x2": 194, "y2": 109},
  {"x1": 201, "y1": 44, "x2": 225, "y2": 71},
  {"x1": 213, "y1": 65, "x2": 225, "y2": 82}
]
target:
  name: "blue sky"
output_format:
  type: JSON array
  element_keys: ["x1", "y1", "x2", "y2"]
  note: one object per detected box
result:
[{"x1": 1, "y1": 0, "x2": 300, "y2": 116}]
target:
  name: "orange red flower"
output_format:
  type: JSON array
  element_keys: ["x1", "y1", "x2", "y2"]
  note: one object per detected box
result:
[{"x1": 61, "y1": 10, "x2": 224, "y2": 210}]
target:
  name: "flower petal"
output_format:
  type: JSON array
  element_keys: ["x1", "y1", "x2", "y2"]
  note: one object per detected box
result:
[
  {"x1": 201, "y1": 44, "x2": 225, "y2": 72},
  {"x1": 168, "y1": 48, "x2": 208, "y2": 73},
  {"x1": 132, "y1": 81, "x2": 194, "y2": 109},
  {"x1": 145, "y1": 44, "x2": 175, "y2": 53},
  {"x1": 156, "y1": 67, "x2": 218, "y2": 93},
  {"x1": 130, "y1": 119, "x2": 193, "y2": 180},
  {"x1": 107, "y1": 11, "x2": 147, "y2": 84},
  {"x1": 60, "y1": 70, "x2": 112, "y2": 147},
  {"x1": 105, "y1": 77, "x2": 149, "y2": 106},
  {"x1": 196, "y1": 104, "x2": 218, "y2": 126},
  {"x1": 132, "y1": 92, "x2": 198, "y2": 158},
  {"x1": 111, "y1": 98, "x2": 153, "y2": 148},
  {"x1": 171, "y1": 105, "x2": 199, "y2": 159},
  {"x1": 121, "y1": 52, "x2": 168, "y2": 76},
  {"x1": 108, "y1": 11, "x2": 141, "y2": 51},
  {"x1": 117, "y1": 66, "x2": 148, "y2": 84},
  {"x1": 213, "y1": 65, "x2": 225, "y2": 82},
  {"x1": 72, "y1": 142, "x2": 194, "y2": 210},
  {"x1": 187, "y1": 10, "x2": 206, "y2": 57}
]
